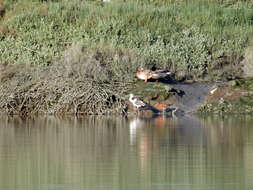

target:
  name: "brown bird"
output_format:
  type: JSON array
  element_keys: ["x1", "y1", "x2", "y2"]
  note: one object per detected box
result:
[
  {"x1": 151, "y1": 69, "x2": 171, "y2": 81},
  {"x1": 136, "y1": 68, "x2": 154, "y2": 82},
  {"x1": 155, "y1": 102, "x2": 169, "y2": 112},
  {"x1": 136, "y1": 68, "x2": 171, "y2": 82}
]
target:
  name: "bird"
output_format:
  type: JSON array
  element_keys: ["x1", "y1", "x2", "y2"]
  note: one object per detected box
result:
[
  {"x1": 151, "y1": 69, "x2": 171, "y2": 81},
  {"x1": 155, "y1": 102, "x2": 170, "y2": 113},
  {"x1": 171, "y1": 107, "x2": 179, "y2": 117},
  {"x1": 129, "y1": 94, "x2": 146, "y2": 110},
  {"x1": 136, "y1": 68, "x2": 171, "y2": 82},
  {"x1": 136, "y1": 68, "x2": 154, "y2": 82}
]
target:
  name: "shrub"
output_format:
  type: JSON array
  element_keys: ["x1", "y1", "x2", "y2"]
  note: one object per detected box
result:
[
  {"x1": 58, "y1": 43, "x2": 144, "y2": 83},
  {"x1": 0, "y1": 0, "x2": 252, "y2": 80},
  {"x1": 242, "y1": 46, "x2": 253, "y2": 77}
]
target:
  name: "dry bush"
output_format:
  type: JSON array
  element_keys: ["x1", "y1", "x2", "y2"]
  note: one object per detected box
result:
[
  {"x1": 58, "y1": 43, "x2": 143, "y2": 83},
  {"x1": 0, "y1": 66, "x2": 130, "y2": 116},
  {"x1": 0, "y1": 44, "x2": 141, "y2": 116},
  {"x1": 242, "y1": 46, "x2": 253, "y2": 77}
]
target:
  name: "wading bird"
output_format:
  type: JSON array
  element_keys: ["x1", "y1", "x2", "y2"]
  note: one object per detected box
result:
[
  {"x1": 155, "y1": 102, "x2": 169, "y2": 113},
  {"x1": 129, "y1": 94, "x2": 146, "y2": 110}
]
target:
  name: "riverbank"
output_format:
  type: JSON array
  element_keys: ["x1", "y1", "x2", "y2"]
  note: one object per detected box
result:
[
  {"x1": 1, "y1": 0, "x2": 253, "y2": 116},
  {"x1": 2, "y1": 59, "x2": 253, "y2": 117},
  {"x1": 198, "y1": 78, "x2": 253, "y2": 114},
  {"x1": 0, "y1": 61, "x2": 130, "y2": 116}
]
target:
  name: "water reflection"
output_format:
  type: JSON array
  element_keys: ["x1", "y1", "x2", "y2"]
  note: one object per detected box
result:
[{"x1": 0, "y1": 115, "x2": 252, "y2": 190}]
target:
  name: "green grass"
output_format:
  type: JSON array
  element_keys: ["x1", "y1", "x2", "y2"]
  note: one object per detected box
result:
[
  {"x1": 234, "y1": 78, "x2": 253, "y2": 91},
  {"x1": 0, "y1": 0, "x2": 253, "y2": 79}
]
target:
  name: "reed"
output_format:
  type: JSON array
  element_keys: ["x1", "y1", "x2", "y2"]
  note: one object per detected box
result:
[{"x1": 0, "y1": 0, "x2": 252, "y2": 68}]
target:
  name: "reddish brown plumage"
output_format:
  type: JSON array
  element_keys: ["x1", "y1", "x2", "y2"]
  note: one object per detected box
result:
[{"x1": 155, "y1": 102, "x2": 168, "y2": 111}]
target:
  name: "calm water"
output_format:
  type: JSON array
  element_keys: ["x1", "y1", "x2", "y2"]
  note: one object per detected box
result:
[{"x1": 0, "y1": 114, "x2": 253, "y2": 190}]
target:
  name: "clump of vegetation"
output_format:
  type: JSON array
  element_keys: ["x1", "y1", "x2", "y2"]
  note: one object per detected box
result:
[
  {"x1": 0, "y1": 1, "x2": 5, "y2": 18},
  {"x1": 59, "y1": 43, "x2": 143, "y2": 83},
  {"x1": 0, "y1": 0, "x2": 253, "y2": 80},
  {"x1": 0, "y1": 46, "x2": 140, "y2": 116},
  {"x1": 198, "y1": 97, "x2": 253, "y2": 115},
  {"x1": 242, "y1": 46, "x2": 253, "y2": 77},
  {"x1": 131, "y1": 81, "x2": 176, "y2": 102},
  {"x1": 230, "y1": 78, "x2": 253, "y2": 91},
  {"x1": 198, "y1": 77, "x2": 253, "y2": 114}
]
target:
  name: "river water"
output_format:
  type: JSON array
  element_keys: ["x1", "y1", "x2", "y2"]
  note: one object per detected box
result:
[{"x1": 0, "y1": 114, "x2": 253, "y2": 190}]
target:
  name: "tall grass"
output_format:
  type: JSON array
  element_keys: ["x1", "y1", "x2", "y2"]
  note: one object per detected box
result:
[{"x1": 0, "y1": 0, "x2": 253, "y2": 77}]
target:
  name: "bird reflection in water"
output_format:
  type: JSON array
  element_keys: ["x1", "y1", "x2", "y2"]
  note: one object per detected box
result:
[
  {"x1": 154, "y1": 116, "x2": 166, "y2": 128},
  {"x1": 129, "y1": 115, "x2": 175, "y2": 170},
  {"x1": 129, "y1": 117, "x2": 144, "y2": 145},
  {"x1": 129, "y1": 117, "x2": 150, "y2": 169}
]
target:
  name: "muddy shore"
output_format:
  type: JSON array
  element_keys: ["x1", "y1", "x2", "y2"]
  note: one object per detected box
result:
[{"x1": 1, "y1": 62, "x2": 253, "y2": 117}]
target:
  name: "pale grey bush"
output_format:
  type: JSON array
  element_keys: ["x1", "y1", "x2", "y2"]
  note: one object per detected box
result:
[
  {"x1": 242, "y1": 46, "x2": 253, "y2": 77},
  {"x1": 57, "y1": 43, "x2": 143, "y2": 83}
]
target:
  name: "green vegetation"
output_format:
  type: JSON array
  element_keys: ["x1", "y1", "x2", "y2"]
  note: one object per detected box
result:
[
  {"x1": 199, "y1": 97, "x2": 253, "y2": 114},
  {"x1": 233, "y1": 78, "x2": 253, "y2": 91},
  {"x1": 199, "y1": 78, "x2": 253, "y2": 114},
  {"x1": 1, "y1": 0, "x2": 253, "y2": 79},
  {"x1": 1, "y1": 0, "x2": 253, "y2": 115}
]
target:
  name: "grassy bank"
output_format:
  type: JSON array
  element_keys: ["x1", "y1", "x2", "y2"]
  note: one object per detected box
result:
[
  {"x1": 0, "y1": 0, "x2": 253, "y2": 115},
  {"x1": 198, "y1": 78, "x2": 253, "y2": 114},
  {"x1": 1, "y1": 0, "x2": 253, "y2": 79}
]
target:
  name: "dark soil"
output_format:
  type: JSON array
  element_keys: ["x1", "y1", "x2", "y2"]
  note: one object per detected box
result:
[{"x1": 171, "y1": 82, "x2": 216, "y2": 112}]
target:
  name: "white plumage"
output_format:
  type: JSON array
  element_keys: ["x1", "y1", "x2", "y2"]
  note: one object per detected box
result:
[
  {"x1": 129, "y1": 94, "x2": 146, "y2": 109},
  {"x1": 210, "y1": 87, "x2": 217, "y2": 94}
]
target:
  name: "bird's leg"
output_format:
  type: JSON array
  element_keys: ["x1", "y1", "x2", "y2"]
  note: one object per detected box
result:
[
  {"x1": 133, "y1": 106, "x2": 139, "y2": 114},
  {"x1": 144, "y1": 77, "x2": 147, "y2": 83}
]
